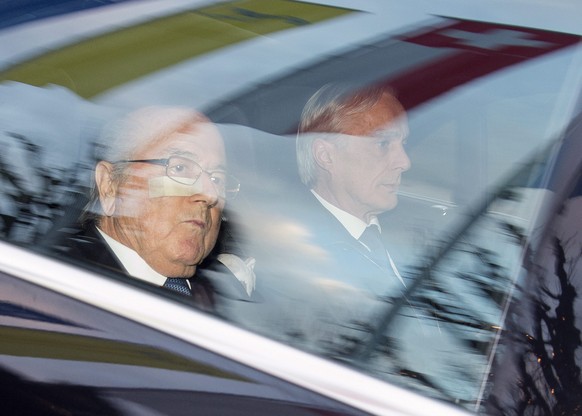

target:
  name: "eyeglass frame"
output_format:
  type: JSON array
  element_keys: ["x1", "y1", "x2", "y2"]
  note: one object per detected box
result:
[{"x1": 112, "y1": 156, "x2": 240, "y2": 200}]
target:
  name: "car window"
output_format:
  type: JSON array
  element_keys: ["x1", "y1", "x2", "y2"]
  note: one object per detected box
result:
[
  {"x1": 485, "y1": 115, "x2": 582, "y2": 414},
  {"x1": 1, "y1": 1, "x2": 582, "y2": 414}
]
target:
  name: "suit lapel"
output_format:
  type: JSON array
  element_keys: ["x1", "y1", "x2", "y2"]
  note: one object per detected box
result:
[
  {"x1": 66, "y1": 224, "x2": 126, "y2": 275},
  {"x1": 303, "y1": 192, "x2": 384, "y2": 267}
]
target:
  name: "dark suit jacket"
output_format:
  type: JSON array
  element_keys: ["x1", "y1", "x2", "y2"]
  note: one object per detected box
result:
[
  {"x1": 280, "y1": 190, "x2": 407, "y2": 296},
  {"x1": 238, "y1": 188, "x2": 410, "y2": 355},
  {"x1": 56, "y1": 223, "x2": 216, "y2": 310}
]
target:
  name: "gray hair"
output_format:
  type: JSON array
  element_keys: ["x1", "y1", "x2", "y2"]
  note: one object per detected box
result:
[
  {"x1": 296, "y1": 84, "x2": 388, "y2": 187},
  {"x1": 82, "y1": 106, "x2": 210, "y2": 223}
]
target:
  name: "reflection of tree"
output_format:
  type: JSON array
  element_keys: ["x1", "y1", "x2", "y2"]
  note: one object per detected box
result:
[
  {"x1": 488, "y1": 234, "x2": 582, "y2": 415},
  {"x1": 338, "y1": 145, "x2": 555, "y2": 407},
  {"x1": 265, "y1": 180, "x2": 554, "y2": 410},
  {"x1": 354, "y1": 216, "x2": 521, "y2": 404},
  {"x1": 0, "y1": 132, "x2": 90, "y2": 243},
  {"x1": 273, "y1": 211, "x2": 525, "y2": 408},
  {"x1": 401, "y1": 232, "x2": 516, "y2": 403},
  {"x1": 544, "y1": 237, "x2": 582, "y2": 414},
  {"x1": 418, "y1": 243, "x2": 510, "y2": 327},
  {"x1": 484, "y1": 182, "x2": 582, "y2": 415}
]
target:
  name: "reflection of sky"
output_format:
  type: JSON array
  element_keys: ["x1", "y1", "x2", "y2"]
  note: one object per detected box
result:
[{"x1": 402, "y1": 46, "x2": 581, "y2": 208}]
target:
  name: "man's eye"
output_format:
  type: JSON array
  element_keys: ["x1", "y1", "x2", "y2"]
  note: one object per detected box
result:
[
  {"x1": 210, "y1": 174, "x2": 225, "y2": 187},
  {"x1": 170, "y1": 164, "x2": 189, "y2": 175},
  {"x1": 377, "y1": 140, "x2": 389, "y2": 148},
  {"x1": 169, "y1": 163, "x2": 192, "y2": 177}
]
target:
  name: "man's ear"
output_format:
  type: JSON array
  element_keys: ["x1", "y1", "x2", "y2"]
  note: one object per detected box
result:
[
  {"x1": 312, "y1": 138, "x2": 334, "y2": 172},
  {"x1": 95, "y1": 161, "x2": 118, "y2": 216}
]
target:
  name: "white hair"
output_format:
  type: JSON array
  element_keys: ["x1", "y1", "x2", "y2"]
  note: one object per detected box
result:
[
  {"x1": 83, "y1": 106, "x2": 211, "y2": 222},
  {"x1": 97, "y1": 106, "x2": 209, "y2": 162},
  {"x1": 296, "y1": 84, "x2": 388, "y2": 187}
]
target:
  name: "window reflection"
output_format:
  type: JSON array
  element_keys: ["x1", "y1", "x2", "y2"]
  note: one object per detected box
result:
[
  {"x1": 0, "y1": 83, "x2": 96, "y2": 244},
  {"x1": 1, "y1": 9, "x2": 581, "y2": 413},
  {"x1": 486, "y1": 118, "x2": 582, "y2": 415}
]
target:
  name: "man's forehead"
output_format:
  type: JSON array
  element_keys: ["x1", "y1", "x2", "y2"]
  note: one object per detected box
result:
[
  {"x1": 373, "y1": 114, "x2": 409, "y2": 137},
  {"x1": 169, "y1": 130, "x2": 223, "y2": 147},
  {"x1": 137, "y1": 128, "x2": 225, "y2": 162}
]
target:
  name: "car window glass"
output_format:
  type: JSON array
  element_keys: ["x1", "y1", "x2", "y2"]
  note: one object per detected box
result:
[
  {"x1": 482, "y1": 115, "x2": 582, "y2": 414},
  {"x1": 1, "y1": 2, "x2": 582, "y2": 413}
]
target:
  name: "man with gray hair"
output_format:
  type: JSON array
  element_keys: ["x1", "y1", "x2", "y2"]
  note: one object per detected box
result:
[
  {"x1": 294, "y1": 84, "x2": 410, "y2": 292},
  {"x1": 243, "y1": 85, "x2": 411, "y2": 356},
  {"x1": 62, "y1": 106, "x2": 242, "y2": 307}
]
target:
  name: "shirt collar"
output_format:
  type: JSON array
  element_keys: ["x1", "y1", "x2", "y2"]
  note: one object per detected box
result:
[
  {"x1": 96, "y1": 227, "x2": 168, "y2": 287},
  {"x1": 311, "y1": 190, "x2": 381, "y2": 240}
]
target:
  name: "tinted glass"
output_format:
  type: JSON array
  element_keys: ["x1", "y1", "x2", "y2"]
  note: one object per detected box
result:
[
  {"x1": 1, "y1": 1, "x2": 582, "y2": 414},
  {"x1": 484, "y1": 114, "x2": 582, "y2": 415}
]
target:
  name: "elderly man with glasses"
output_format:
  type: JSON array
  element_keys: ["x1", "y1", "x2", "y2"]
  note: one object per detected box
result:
[{"x1": 63, "y1": 106, "x2": 245, "y2": 307}]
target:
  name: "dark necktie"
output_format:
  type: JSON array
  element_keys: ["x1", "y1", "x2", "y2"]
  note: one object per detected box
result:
[
  {"x1": 359, "y1": 225, "x2": 388, "y2": 268},
  {"x1": 163, "y1": 277, "x2": 192, "y2": 296}
]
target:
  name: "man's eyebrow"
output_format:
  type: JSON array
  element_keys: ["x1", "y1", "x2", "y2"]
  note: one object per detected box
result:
[
  {"x1": 168, "y1": 148, "x2": 197, "y2": 159},
  {"x1": 168, "y1": 148, "x2": 227, "y2": 171},
  {"x1": 210, "y1": 163, "x2": 228, "y2": 172},
  {"x1": 372, "y1": 126, "x2": 408, "y2": 139}
]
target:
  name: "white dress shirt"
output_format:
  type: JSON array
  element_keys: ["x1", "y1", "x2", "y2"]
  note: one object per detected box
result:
[
  {"x1": 311, "y1": 190, "x2": 381, "y2": 239},
  {"x1": 96, "y1": 227, "x2": 177, "y2": 287},
  {"x1": 311, "y1": 190, "x2": 405, "y2": 287},
  {"x1": 95, "y1": 227, "x2": 254, "y2": 293}
]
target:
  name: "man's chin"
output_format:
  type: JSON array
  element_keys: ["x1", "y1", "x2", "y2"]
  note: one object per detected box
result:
[
  {"x1": 378, "y1": 196, "x2": 398, "y2": 212},
  {"x1": 166, "y1": 263, "x2": 197, "y2": 278}
]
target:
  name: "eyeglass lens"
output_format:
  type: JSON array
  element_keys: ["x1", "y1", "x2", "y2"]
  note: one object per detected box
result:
[{"x1": 166, "y1": 156, "x2": 239, "y2": 198}]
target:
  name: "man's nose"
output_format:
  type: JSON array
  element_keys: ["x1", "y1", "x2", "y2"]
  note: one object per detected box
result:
[
  {"x1": 395, "y1": 144, "x2": 411, "y2": 172},
  {"x1": 192, "y1": 172, "x2": 220, "y2": 206}
]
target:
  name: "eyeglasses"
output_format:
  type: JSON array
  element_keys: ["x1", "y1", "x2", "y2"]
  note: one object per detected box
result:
[{"x1": 114, "y1": 155, "x2": 240, "y2": 200}]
